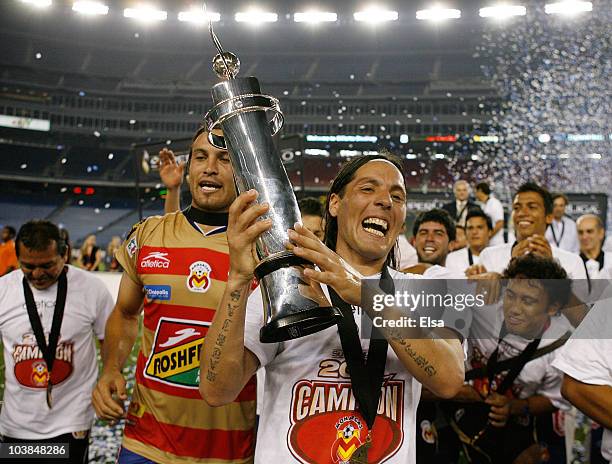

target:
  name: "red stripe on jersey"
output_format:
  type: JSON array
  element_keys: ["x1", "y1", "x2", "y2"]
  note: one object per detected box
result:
[
  {"x1": 124, "y1": 411, "x2": 254, "y2": 460},
  {"x1": 142, "y1": 303, "x2": 216, "y2": 332},
  {"x1": 235, "y1": 376, "x2": 257, "y2": 402},
  {"x1": 134, "y1": 352, "x2": 257, "y2": 402},
  {"x1": 137, "y1": 246, "x2": 229, "y2": 278}
]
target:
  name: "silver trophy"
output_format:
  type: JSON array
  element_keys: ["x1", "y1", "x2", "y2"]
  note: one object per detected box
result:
[{"x1": 203, "y1": 21, "x2": 342, "y2": 343}]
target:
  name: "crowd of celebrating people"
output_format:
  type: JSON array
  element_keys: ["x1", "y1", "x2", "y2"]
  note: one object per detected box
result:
[{"x1": 0, "y1": 126, "x2": 610, "y2": 464}]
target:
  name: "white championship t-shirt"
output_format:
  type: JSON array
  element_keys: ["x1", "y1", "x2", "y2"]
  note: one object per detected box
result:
[
  {"x1": 552, "y1": 295, "x2": 612, "y2": 462},
  {"x1": 0, "y1": 266, "x2": 113, "y2": 439},
  {"x1": 245, "y1": 268, "x2": 432, "y2": 464},
  {"x1": 467, "y1": 300, "x2": 572, "y2": 408}
]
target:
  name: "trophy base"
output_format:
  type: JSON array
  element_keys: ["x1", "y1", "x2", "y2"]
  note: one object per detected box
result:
[{"x1": 260, "y1": 306, "x2": 343, "y2": 343}]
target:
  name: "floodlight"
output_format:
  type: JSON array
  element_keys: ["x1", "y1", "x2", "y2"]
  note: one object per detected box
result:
[
  {"x1": 124, "y1": 5, "x2": 167, "y2": 22},
  {"x1": 545, "y1": 1, "x2": 592, "y2": 14},
  {"x1": 20, "y1": 0, "x2": 52, "y2": 7},
  {"x1": 353, "y1": 8, "x2": 398, "y2": 23},
  {"x1": 416, "y1": 7, "x2": 461, "y2": 21},
  {"x1": 235, "y1": 10, "x2": 278, "y2": 24},
  {"x1": 72, "y1": 1, "x2": 108, "y2": 15},
  {"x1": 479, "y1": 5, "x2": 526, "y2": 18},
  {"x1": 178, "y1": 8, "x2": 220, "y2": 23},
  {"x1": 294, "y1": 11, "x2": 337, "y2": 23}
]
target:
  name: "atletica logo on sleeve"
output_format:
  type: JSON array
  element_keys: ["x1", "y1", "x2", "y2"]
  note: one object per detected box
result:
[{"x1": 143, "y1": 317, "x2": 210, "y2": 389}]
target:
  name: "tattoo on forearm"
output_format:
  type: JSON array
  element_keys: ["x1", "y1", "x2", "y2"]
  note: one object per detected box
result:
[
  {"x1": 206, "y1": 289, "x2": 244, "y2": 383},
  {"x1": 387, "y1": 328, "x2": 437, "y2": 377}
]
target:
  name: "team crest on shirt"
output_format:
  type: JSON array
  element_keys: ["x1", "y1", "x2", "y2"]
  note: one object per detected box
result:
[
  {"x1": 331, "y1": 416, "x2": 366, "y2": 462},
  {"x1": 31, "y1": 361, "x2": 49, "y2": 386},
  {"x1": 186, "y1": 261, "x2": 212, "y2": 293},
  {"x1": 144, "y1": 317, "x2": 210, "y2": 389},
  {"x1": 287, "y1": 362, "x2": 405, "y2": 463},
  {"x1": 12, "y1": 335, "x2": 74, "y2": 388}
]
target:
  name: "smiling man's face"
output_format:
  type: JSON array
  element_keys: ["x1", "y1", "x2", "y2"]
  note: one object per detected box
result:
[
  {"x1": 188, "y1": 129, "x2": 236, "y2": 213},
  {"x1": 414, "y1": 221, "x2": 451, "y2": 266},
  {"x1": 328, "y1": 160, "x2": 406, "y2": 269},
  {"x1": 512, "y1": 191, "x2": 552, "y2": 241}
]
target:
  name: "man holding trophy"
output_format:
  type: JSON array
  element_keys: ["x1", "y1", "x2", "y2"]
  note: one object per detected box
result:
[
  {"x1": 93, "y1": 127, "x2": 258, "y2": 464},
  {"x1": 196, "y1": 21, "x2": 464, "y2": 461},
  {"x1": 200, "y1": 154, "x2": 465, "y2": 462}
]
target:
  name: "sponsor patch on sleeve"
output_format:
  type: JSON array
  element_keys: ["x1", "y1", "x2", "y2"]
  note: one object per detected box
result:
[{"x1": 127, "y1": 236, "x2": 138, "y2": 257}]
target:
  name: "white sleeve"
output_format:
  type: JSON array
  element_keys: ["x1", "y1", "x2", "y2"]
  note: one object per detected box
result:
[
  {"x1": 537, "y1": 353, "x2": 571, "y2": 410},
  {"x1": 603, "y1": 236, "x2": 612, "y2": 253},
  {"x1": 552, "y1": 302, "x2": 612, "y2": 386},
  {"x1": 491, "y1": 199, "x2": 504, "y2": 223},
  {"x1": 478, "y1": 248, "x2": 493, "y2": 272},
  {"x1": 553, "y1": 338, "x2": 612, "y2": 386},
  {"x1": 568, "y1": 253, "x2": 587, "y2": 280},
  {"x1": 244, "y1": 287, "x2": 281, "y2": 368},
  {"x1": 93, "y1": 282, "x2": 114, "y2": 340},
  {"x1": 408, "y1": 268, "x2": 472, "y2": 340},
  {"x1": 567, "y1": 223, "x2": 580, "y2": 254},
  {"x1": 0, "y1": 275, "x2": 8, "y2": 335}
]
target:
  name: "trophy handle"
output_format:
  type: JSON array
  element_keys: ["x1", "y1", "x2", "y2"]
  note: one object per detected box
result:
[{"x1": 204, "y1": 93, "x2": 284, "y2": 148}]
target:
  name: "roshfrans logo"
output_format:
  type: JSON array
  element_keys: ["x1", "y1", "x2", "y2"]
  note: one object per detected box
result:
[
  {"x1": 143, "y1": 318, "x2": 209, "y2": 389},
  {"x1": 140, "y1": 251, "x2": 170, "y2": 269},
  {"x1": 144, "y1": 285, "x2": 171, "y2": 301},
  {"x1": 186, "y1": 261, "x2": 212, "y2": 293}
]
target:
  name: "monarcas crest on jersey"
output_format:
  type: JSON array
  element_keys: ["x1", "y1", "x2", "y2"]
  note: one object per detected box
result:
[{"x1": 186, "y1": 261, "x2": 212, "y2": 293}]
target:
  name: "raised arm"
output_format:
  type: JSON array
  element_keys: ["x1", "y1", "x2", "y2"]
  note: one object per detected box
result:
[
  {"x1": 159, "y1": 148, "x2": 185, "y2": 214},
  {"x1": 199, "y1": 190, "x2": 272, "y2": 407}
]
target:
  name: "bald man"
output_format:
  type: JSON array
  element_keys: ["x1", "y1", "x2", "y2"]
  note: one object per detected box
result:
[
  {"x1": 577, "y1": 214, "x2": 612, "y2": 279},
  {"x1": 442, "y1": 180, "x2": 478, "y2": 227}
]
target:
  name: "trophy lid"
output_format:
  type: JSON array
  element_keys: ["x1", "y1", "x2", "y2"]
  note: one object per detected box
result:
[{"x1": 212, "y1": 51, "x2": 240, "y2": 79}]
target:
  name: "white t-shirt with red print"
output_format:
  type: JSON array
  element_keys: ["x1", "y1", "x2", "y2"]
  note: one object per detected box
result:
[
  {"x1": 245, "y1": 266, "x2": 463, "y2": 464},
  {"x1": 0, "y1": 266, "x2": 113, "y2": 439}
]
